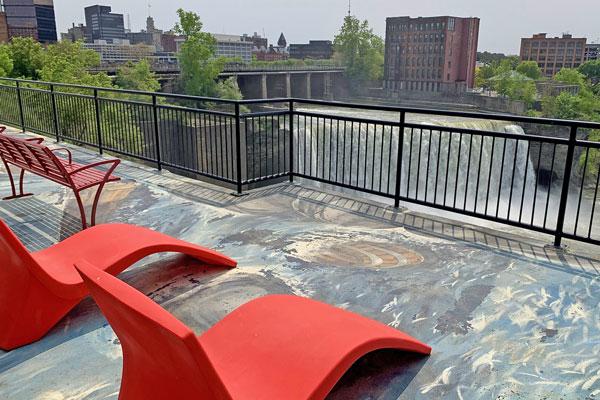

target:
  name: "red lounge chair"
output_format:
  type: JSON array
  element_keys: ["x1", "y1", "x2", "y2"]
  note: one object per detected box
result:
[
  {"x1": 0, "y1": 220, "x2": 237, "y2": 351},
  {"x1": 75, "y1": 261, "x2": 431, "y2": 400}
]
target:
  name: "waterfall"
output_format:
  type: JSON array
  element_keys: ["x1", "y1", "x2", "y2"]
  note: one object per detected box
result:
[{"x1": 294, "y1": 107, "x2": 552, "y2": 227}]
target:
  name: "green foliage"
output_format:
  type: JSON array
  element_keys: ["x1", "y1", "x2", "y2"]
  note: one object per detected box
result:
[
  {"x1": 38, "y1": 41, "x2": 112, "y2": 87},
  {"x1": 516, "y1": 61, "x2": 542, "y2": 80},
  {"x1": 215, "y1": 77, "x2": 243, "y2": 101},
  {"x1": 0, "y1": 45, "x2": 14, "y2": 77},
  {"x1": 554, "y1": 68, "x2": 586, "y2": 88},
  {"x1": 7, "y1": 37, "x2": 44, "y2": 79},
  {"x1": 584, "y1": 130, "x2": 600, "y2": 177},
  {"x1": 475, "y1": 57, "x2": 527, "y2": 90},
  {"x1": 477, "y1": 51, "x2": 509, "y2": 65},
  {"x1": 174, "y1": 8, "x2": 230, "y2": 98},
  {"x1": 114, "y1": 59, "x2": 161, "y2": 92},
  {"x1": 502, "y1": 56, "x2": 520, "y2": 70},
  {"x1": 578, "y1": 60, "x2": 600, "y2": 83},
  {"x1": 333, "y1": 15, "x2": 384, "y2": 86}
]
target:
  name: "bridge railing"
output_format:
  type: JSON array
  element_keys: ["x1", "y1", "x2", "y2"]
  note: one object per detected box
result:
[{"x1": 0, "y1": 77, "x2": 598, "y2": 247}]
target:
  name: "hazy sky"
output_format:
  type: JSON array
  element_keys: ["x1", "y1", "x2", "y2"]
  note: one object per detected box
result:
[{"x1": 55, "y1": 0, "x2": 600, "y2": 54}]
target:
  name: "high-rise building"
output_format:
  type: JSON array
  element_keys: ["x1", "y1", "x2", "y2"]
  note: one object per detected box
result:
[
  {"x1": 520, "y1": 33, "x2": 586, "y2": 77},
  {"x1": 289, "y1": 40, "x2": 333, "y2": 60},
  {"x1": 384, "y1": 16, "x2": 480, "y2": 94},
  {"x1": 585, "y1": 43, "x2": 599, "y2": 62},
  {"x1": 84, "y1": 5, "x2": 125, "y2": 43},
  {"x1": 3, "y1": 0, "x2": 57, "y2": 43},
  {"x1": 212, "y1": 34, "x2": 253, "y2": 62}
]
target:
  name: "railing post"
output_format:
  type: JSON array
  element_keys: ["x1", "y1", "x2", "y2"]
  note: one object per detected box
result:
[
  {"x1": 152, "y1": 94, "x2": 162, "y2": 171},
  {"x1": 553, "y1": 124, "x2": 578, "y2": 247},
  {"x1": 15, "y1": 80, "x2": 25, "y2": 132},
  {"x1": 50, "y1": 84, "x2": 60, "y2": 142},
  {"x1": 93, "y1": 88, "x2": 103, "y2": 154},
  {"x1": 394, "y1": 111, "x2": 406, "y2": 208},
  {"x1": 234, "y1": 102, "x2": 243, "y2": 194},
  {"x1": 289, "y1": 100, "x2": 294, "y2": 182}
]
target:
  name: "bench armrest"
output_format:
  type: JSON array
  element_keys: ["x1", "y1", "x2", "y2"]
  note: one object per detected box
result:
[
  {"x1": 50, "y1": 147, "x2": 72, "y2": 164},
  {"x1": 25, "y1": 138, "x2": 44, "y2": 144},
  {"x1": 68, "y1": 159, "x2": 121, "y2": 177}
]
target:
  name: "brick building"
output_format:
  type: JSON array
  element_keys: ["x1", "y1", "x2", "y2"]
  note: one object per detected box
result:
[
  {"x1": 255, "y1": 45, "x2": 288, "y2": 61},
  {"x1": 384, "y1": 16, "x2": 479, "y2": 94},
  {"x1": 0, "y1": 12, "x2": 8, "y2": 43},
  {"x1": 520, "y1": 33, "x2": 586, "y2": 77}
]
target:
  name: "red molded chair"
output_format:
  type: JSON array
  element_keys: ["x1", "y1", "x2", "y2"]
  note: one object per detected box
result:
[
  {"x1": 75, "y1": 261, "x2": 431, "y2": 400},
  {"x1": 0, "y1": 220, "x2": 237, "y2": 350}
]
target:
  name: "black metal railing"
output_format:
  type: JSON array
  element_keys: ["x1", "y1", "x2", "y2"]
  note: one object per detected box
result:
[{"x1": 0, "y1": 77, "x2": 598, "y2": 248}]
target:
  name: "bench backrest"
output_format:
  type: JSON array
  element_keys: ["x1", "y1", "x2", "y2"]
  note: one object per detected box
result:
[{"x1": 0, "y1": 134, "x2": 70, "y2": 186}]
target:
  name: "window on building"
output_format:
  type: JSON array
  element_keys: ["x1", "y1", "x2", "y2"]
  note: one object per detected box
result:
[{"x1": 448, "y1": 18, "x2": 455, "y2": 31}]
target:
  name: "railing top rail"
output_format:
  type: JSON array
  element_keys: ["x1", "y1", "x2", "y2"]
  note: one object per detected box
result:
[
  {"x1": 1, "y1": 77, "x2": 599, "y2": 130},
  {"x1": 0, "y1": 78, "x2": 239, "y2": 105},
  {"x1": 291, "y1": 98, "x2": 600, "y2": 130}
]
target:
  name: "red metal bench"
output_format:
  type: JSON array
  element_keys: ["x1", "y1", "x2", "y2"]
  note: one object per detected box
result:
[{"x1": 0, "y1": 128, "x2": 120, "y2": 229}]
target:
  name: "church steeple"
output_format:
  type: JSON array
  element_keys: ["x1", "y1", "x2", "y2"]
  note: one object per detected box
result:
[{"x1": 277, "y1": 32, "x2": 287, "y2": 48}]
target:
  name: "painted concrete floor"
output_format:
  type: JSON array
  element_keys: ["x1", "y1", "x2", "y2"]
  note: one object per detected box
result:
[{"x1": 0, "y1": 133, "x2": 599, "y2": 400}]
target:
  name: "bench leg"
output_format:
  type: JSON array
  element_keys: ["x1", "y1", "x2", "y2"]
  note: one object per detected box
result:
[
  {"x1": 2, "y1": 163, "x2": 33, "y2": 200},
  {"x1": 73, "y1": 190, "x2": 88, "y2": 230},
  {"x1": 90, "y1": 182, "x2": 108, "y2": 227}
]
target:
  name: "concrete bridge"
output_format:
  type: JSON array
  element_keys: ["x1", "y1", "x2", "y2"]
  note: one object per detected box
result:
[
  {"x1": 221, "y1": 68, "x2": 346, "y2": 100},
  {"x1": 92, "y1": 63, "x2": 348, "y2": 100}
]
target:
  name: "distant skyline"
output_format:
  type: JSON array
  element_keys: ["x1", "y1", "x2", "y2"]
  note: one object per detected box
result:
[{"x1": 55, "y1": 0, "x2": 600, "y2": 54}]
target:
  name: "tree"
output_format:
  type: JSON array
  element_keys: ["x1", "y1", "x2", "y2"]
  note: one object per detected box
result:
[
  {"x1": 0, "y1": 45, "x2": 13, "y2": 77},
  {"x1": 579, "y1": 60, "x2": 600, "y2": 83},
  {"x1": 475, "y1": 64, "x2": 498, "y2": 89},
  {"x1": 554, "y1": 68, "x2": 586, "y2": 88},
  {"x1": 7, "y1": 37, "x2": 44, "y2": 79},
  {"x1": 477, "y1": 51, "x2": 508, "y2": 65},
  {"x1": 333, "y1": 15, "x2": 384, "y2": 86},
  {"x1": 174, "y1": 9, "x2": 227, "y2": 98},
  {"x1": 115, "y1": 59, "x2": 161, "y2": 92},
  {"x1": 38, "y1": 41, "x2": 112, "y2": 87},
  {"x1": 516, "y1": 61, "x2": 542, "y2": 80}
]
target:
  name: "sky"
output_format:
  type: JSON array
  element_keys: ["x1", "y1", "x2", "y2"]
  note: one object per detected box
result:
[{"x1": 55, "y1": 0, "x2": 600, "y2": 54}]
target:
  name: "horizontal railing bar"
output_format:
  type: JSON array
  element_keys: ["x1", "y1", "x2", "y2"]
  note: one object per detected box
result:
[
  {"x1": 238, "y1": 97, "x2": 290, "y2": 105},
  {"x1": 159, "y1": 161, "x2": 238, "y2": 185},
  {"x1": 97, "y1": 96, "x2": 152, "y2": 107},
  {"x1": 243, "y1": 172, "x2": 290, "y2": 184},
  {"x1": 242, "y1": 110, "x2": 290, "y2": 118},
  {"x1": 0, "y1": 78, "x2": 239, "y2": 104},
  {"x1": 403, "y1": 122, "x2": 571, "y2": 144},
  {"x1": 294, "y1": 110, "x2": 400, "y2": 126},
  {"x1": 292, "y1": 98, "x2": 600, "y2": 130},
  {"x1": 560, "y1": 233, "x2": 600, "y2": 246},
  {"x1": 574, "y1": 139, "x2": 600, "y2": 149},
  {"x1": 396, "y1": 193, "x2": 558, "y2": 235},
  {"x1": 293, "y1": 173, "x2": 396, "y2": 199},
  {"x1": 54, "y1": 91, "x2": 95, "y2": 100},
  {"x1": 156, "y1": 103, "x2": 235, "y2": 117}
]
